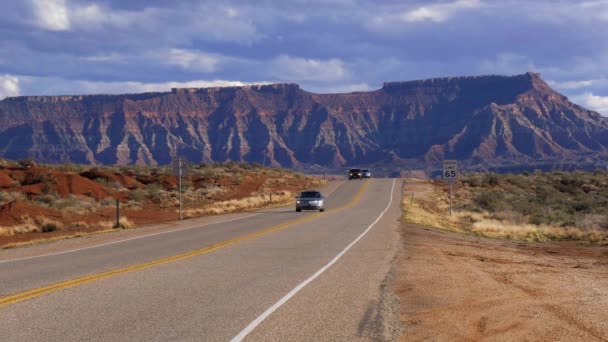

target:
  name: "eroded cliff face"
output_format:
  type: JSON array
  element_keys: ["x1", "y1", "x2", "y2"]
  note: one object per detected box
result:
[{"x1": 1, "y1": 73, "x2": 607, "y2": 169}]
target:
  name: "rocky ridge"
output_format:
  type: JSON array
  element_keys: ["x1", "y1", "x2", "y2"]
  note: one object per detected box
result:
[{"x1": 1, "y1": 73, "x2": 607, "y2": 172}]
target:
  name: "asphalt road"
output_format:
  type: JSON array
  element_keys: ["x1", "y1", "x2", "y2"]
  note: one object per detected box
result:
[{"x1": 0, "y1": 178, "x2": 403, "y2": 341}]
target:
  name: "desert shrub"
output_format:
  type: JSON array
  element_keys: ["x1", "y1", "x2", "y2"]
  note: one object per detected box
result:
[
  {"x1": 180, "y1": 178, "x2": 193, "y2": 190},
  {"x1": 145, "y1": 184, "x2": 163, "y2": 201},
  {"x1": 504, "y1": 174, "x2": 529, "y2": 188},
  {"x1": 461, "y1": 174, "x2": 483, "y2": 187},
  {"x1": 129, "y1": 189, "x2": 146, "y2": 202},
  {"x1": 53, "y1": 196, "x2": 81, "y2": 210},
  {"x1": 556, "y1": 177, "x2": 584, "y2": 195},
  {"x1": 0, "y1": 191, "x2": 26, "y2": 204},
  {"x1": 482, "y1": 173, "x2": 500, "y2": 186},
  {"x1": 113, "y1": 217, "x2": 133, "y2": 229},
  {"x1": 18, "y1": 158, "x2": 36, "y2": 169},
  {"x1": 201, "y1": 168, "x2": 219, "y2": 179},
  {"x1": 473, "y1": 189, "x2": 507, "y2": 212},
  {"x1": 56, "y1": 162, "x2": 86, "y2": 173},
  {"x1": 35, "y1": 193, "x2": 60, "y2": 206},
  {"x1": 239, "y1": 162, "x2": 253, "y2": 170},
  {"x1": 101, "y1": 197, "x2": 116, "y2": 206},
  {"x1": 40, "y1": 221, "x2": 61, "y2": 233}
]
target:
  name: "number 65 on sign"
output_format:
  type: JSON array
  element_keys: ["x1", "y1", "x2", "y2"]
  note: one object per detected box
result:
[{"x1": 443, "y1": 160, "x2": 458, "y2": 183}]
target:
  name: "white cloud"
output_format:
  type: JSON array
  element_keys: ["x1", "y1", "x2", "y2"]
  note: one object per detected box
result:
[
  {"x1": 0, "y1": 75, "x2": 267, "y2": 98},
  {"x1": 547, "y1": 79, "x2": 595, "y2": 90},
  {"x1": 30, "y1": 0, "x2": 70, "y2": 31},
  {"x1": 402, "y1": 0, "x2": 481, "y2": 23},
  {"x1": 311, "y1": 82, "x2": 374, "y2": 94},
  {"x1": 168, "y1": 49, "x2": 222, "y2": 73},
  {"x1": 0, "y1": 75, "x2": 20, "y2": 99},
  {"x1": 271, "y1": 55, "x2": 350, "y2": 82},
  {"x1": 75, "y1": 79, "x2": 261, "y2": 94},
  {"x1": 571, "y1": 92, "x2": 608, "y2": 115},
  {"x1": 80, "y1": 53, "x2": 126, "y2": 63}
]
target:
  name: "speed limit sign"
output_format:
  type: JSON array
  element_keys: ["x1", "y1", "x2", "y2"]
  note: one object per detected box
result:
[{"x1": 443, "y1": 160, "x2": 458, "y2": 183}]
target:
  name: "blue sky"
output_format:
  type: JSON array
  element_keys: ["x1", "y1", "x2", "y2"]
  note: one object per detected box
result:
[{"x1": 0, "y1": 0, "x2": 607, "y2": 115}]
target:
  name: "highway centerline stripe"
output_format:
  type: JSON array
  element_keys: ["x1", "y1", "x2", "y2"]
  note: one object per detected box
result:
[
  {"x1": 230, "y1": 179, "x2": 396, "y2": 342},
  {"x1": 0, "y1": 214, "x2": 261, "y2": 264},
  {"x1": 0, "y1": 180, "x2": 345, "y2": 264},
  {"x1": 0, "y1": 180, "x2": 367, "y2": 308}
]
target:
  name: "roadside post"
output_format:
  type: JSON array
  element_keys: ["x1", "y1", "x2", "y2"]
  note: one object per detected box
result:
[
  {"x1": 172, "y1": 157, "x2": 188, "y2": 220},
  {"x1": 443, "y1": 160, "x2": 458, "y2": 216},
  {"x1": 114, "y1": 199, "x2": 120, "y2": 228}
]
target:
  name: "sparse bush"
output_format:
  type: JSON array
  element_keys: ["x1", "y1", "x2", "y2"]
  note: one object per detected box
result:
[
  {"x1": 35, "y1": 193, "x2": 60, "y2": 206},
  {"x1": 473, "y1": 190, "x2": 507, "y2": 212},
  {"x1": 482, "y1": 173, "x2": 499, "y2": 186},
  {"x1": 18, "y1": 158, "x2": 35, "y2": 169},
  {"x1": 113, "y1": 217, "x2": 133, "y2": 229},
  {"x1": 129, "y1": 189, "x2": 146, "y2": 202},
  {"x1": 145, "y1": 184, "x2": 163, "y2": 201},
  {"x1": 180, "y1": 178, "x2": 193, "y2": 190},
  {"x1": 40, "y1": 221, "x2": 60, "y2": 233}
]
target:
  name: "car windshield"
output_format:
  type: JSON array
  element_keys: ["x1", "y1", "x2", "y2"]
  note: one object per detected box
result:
[
  {"x1": 300, "y1": 191, "x2": 321, "y2": 198},
  {"x1": 349, "y1": 169, "x2": 361, "y2": 172},
  {"x1": 362, "y1": 169, "x2": 369, "y2": 172}
]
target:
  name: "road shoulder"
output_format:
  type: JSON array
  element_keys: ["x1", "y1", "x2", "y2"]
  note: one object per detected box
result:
[{"x1": 392, "y1": 223, "x2": 608, "y2": 341}]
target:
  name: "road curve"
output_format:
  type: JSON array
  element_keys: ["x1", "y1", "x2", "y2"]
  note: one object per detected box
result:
[{"x1": 0, "y1": 178, "x2": 403, "y2": 341}]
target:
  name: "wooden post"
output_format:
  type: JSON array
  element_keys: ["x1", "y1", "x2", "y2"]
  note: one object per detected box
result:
[
  {"x1": 178, "y1": 159, "x2": 182, "y2": 221},
  {"x1": 449, "y1": 183, "x2": 452, "y2": 216},
  {"x1": 114, "y1": 199, "x2": 120, "y2": 228}
]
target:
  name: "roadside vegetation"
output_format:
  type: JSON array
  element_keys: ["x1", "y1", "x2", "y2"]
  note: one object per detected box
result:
[
  {"x1": 403, "y1": 171, "x2": 608, "y2": 245},
  {"x1": 0, "y1": 158, "x2": 323, "y2": 247}
]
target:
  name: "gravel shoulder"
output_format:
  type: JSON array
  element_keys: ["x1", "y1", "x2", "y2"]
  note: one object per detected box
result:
[{"x1": 393, "y1": 223, "x2": 608, "y2": 340}]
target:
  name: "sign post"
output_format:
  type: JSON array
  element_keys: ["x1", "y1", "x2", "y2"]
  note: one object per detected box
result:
[
  {"x1": 172, "y1": 157, "x2": 188, "y2": 220},
  {"x1": 443, "y1": 160, "x2": 458, "y2": 216}
]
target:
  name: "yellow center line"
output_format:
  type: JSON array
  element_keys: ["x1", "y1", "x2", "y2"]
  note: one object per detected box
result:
[{"x1": 0, "y1": 180, "x2": 369, "y2": 308}]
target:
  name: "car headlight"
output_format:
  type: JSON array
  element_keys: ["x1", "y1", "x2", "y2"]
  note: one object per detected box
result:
[{"x1": 296, "y1": 200, "x2": 301, "y2": 204}]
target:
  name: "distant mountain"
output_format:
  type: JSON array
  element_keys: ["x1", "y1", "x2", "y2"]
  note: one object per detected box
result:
[{"x1": 1, "y1": 72, "x2": 607, "y2": 172}]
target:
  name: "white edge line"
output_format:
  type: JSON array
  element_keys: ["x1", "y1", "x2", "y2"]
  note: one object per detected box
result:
[
  {"x1": 230, "y1": 178, "x2": 396, "y2": 342},
  {"x1": 0, "y1": 214, "x2": 261, "y2": 264},
  {"x1": 0, "y1": 180, "x2": 346, "y2": 264}
]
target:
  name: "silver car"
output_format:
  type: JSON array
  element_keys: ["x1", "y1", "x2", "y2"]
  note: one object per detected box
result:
[{"x1": 296, "y1": 190, "x2": 325, "y2": 212}]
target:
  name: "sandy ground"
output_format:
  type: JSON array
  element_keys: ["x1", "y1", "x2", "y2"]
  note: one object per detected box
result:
[{"x1": 393, "y1": 219, "x2": 608, "y2": 341}]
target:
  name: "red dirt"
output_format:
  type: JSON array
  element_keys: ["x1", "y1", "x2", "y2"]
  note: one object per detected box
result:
[
  {"x1": 0, "y1": 200, "x2": 62, "y2": 226},
  {"x1": 54, "y1": 173, "x2": 118, "y2": 198},
  {"x1": 0, "y1": 172, "x2": 14, "y2": 188},
  {"x1": 79, "y1": 170, "x2": 143, "y2": 189}
]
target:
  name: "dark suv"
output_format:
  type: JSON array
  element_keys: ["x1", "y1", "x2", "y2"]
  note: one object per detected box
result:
[{"x1": 348, "y1": 168, "x2": 363, "y2": 180}]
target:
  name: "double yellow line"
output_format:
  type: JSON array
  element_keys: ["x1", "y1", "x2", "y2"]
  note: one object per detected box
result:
[{"x1": 0, "y1": 180, "x2": 369, "y2": 308}]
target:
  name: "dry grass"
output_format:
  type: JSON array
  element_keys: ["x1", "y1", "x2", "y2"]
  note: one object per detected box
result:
[
  {"x1": 470, "y1": 219, "x2": 608, "y2": 244},
  {"x1": 184, "y1": 191, "x2": 293, "y2": 217},
  {"x1": 0, "y1": 222, "x2": 40, "y2": 236},
  {"x1": 0, "y1": 216, "x2": 64, "y2": 236},
  {"x1": 96, "y1": 217, "x2": 134, "y2": 229},
  {"x1": 403, "y1": 179, "x2": 608, "y2": 245}
]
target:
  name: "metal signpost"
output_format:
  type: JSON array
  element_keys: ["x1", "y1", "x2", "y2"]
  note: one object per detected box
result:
[
  {"x1": 172, "y1": 157, "x2": 188, "y2": 220},
  {"x1": 443, "y1": 160, "x2": 458, "y2": 216}
]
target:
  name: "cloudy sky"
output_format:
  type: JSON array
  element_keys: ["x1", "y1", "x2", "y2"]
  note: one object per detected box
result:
[{"x1": 0, "y1": 0, "x2": 607, "y2": 115}]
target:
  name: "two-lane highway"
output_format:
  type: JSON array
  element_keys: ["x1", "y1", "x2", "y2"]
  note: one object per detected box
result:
[{"x1": 0, "y1": 178, "x2": 403, "y2": 341}]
